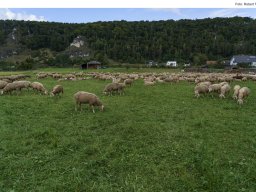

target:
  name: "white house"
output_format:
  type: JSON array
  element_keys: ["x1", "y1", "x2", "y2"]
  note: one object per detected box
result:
[
  {"x1": 166, "y1": 61, "x2": 177, "y2": 67},
  {"x1": 230, "y1": 55, "x2": 256, "y2": 66}
]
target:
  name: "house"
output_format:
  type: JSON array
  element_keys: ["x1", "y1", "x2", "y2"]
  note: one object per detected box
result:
[
  {"x1": 81, "y1": 61, "x2": 101, "y2": 69},
  {"x1": 166, "y1": 61, "x2": 177, "y2": 67},
  {"x1": 230, "y1": 55, "x2": 256, "y2": 66}
]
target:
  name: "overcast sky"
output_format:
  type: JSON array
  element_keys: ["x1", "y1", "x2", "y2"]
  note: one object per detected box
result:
[{"x1": 0, "y1": 8, "x2": 256, "y2": 23}]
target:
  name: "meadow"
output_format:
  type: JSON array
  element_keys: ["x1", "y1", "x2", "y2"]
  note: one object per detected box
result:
[{"x1": 0, "y1": 68, "x2": 256, "y2": 191}]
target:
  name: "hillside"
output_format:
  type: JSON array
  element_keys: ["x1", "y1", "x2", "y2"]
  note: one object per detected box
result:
[{"x1": 0, "y1": 17, "x2": 256, "y2": 69}]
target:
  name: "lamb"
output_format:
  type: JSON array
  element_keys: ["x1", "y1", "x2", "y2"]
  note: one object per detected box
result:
[
  {"x1": 219, "y1": 84, "x2": 231, "y2": 98},
  {"x1": 0, "y1": 80, "x2": 8, "y2": 89},
  {"x1": 194, "y1": 84, "x2": 209, "y2": 98},
  {"x1": 51, "y1": 85, "x2": 64, "y2": 96},
  {"x1": 74, "y1": 91, "x2": 104, "y2": 113},
  {"x1": 237, "y1": 87, "x2": 250, "y2": 105},
  {"x1": 31, "y1": 82, "x2": 48, "y2": 95},
  {"x1": 232, "y1": 85, "x2": 241, "y2": 100}
]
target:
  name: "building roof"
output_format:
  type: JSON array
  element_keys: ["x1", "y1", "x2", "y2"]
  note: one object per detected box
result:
[
  {"x1": 232, "y1": 55, "x2": 256, "y2": 63},
  {"x1": 87, "y1": 60, "x2": 101, "y2": 65}
]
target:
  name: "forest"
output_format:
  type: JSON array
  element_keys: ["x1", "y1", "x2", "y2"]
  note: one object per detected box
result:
[{"x1": 0, "y1": 16, "x2": 256, "y2": 67}]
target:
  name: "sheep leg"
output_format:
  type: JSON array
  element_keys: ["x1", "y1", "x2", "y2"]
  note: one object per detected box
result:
[{"x1": 91, "y1": 105, "x2": 95, "y2": 113}]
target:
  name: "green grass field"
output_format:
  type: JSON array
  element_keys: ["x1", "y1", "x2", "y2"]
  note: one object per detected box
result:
[{"x1": 0, "y1": 69, "x2": 256, "y2": 191}]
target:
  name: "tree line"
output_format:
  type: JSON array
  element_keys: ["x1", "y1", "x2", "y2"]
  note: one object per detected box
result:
[{"x1": 0, "y1": 17, "x2": 256, "y2": 65}]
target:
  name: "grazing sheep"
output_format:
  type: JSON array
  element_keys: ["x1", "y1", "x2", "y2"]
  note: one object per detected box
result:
[
  {"x1": 219, "y1": 84, "x2": 231, "y2": 98},
  {"x1": 31, "y1": 82, "x2": 48, "y2": 95},
  {"x1": 74, "y1": 91, "x2": 104, "y2": 113},
  {"x1": 237, "y1": 87, "x2": 250, "y2": 105},
  {"x1": 194, "y1": 84, "x2": 209, "y2": 98},
  {"x1": 13, "y1": 80, "x2": 31, "y2": 91},
  {"x1": 0, "y1": 83, "x2": 17, "y2": 95},
  {"x1": 197, "y1": 81, "x2": 211, "y2": 87},
  {"x1": 233, "y1": 85, "x2": 241, "y2": 100},
  {"x1": 51, "y1": 85, "x2": 64, "y2": 96},
  {"x1": 219, "y1": 82, "x2": 229, "y2": 86},
  {"x1": 124, "y1": 79, "x2": 133, "y2": 86},
  {"x1": 0, "y1": 80, "x2": 8, "y2": 89},
  {"x1": 37, "y1": 73, "x2": 48, "y2": 79},
  {"x1": 144, "y1": 81, "x2": 156, "y2": 86},
  {"x1": 208, "y1": 83, "x2": 222, "y2": 93},
  {"x1": 103, "y1": 83, "x2": 125, "y2": 95}
]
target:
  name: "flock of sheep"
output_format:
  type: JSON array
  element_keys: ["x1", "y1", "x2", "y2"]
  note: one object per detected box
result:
[
  {"x1": 194, "y1": 81, "x2": 250, "y2": 104},
  {"x1": 0, "y1": 70, "x2": 254, "y2": 113}
]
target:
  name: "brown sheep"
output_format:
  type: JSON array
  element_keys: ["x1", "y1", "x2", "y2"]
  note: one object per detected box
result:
[
  {"x1": 31, "y1": 82, "x2": 48, "y2": 95},
  {"x1": 0, "y1": 83, "x2": 17, "y2": 95},
  {"x1": 74, "y1": 91, "x2": 104, "y2": 113},
  {"x1": 0, "y1": 80, "x2": 8, "y2": 89},
  {"x1": 51, "y1": 85, "x2": 64, "y2": 96}
]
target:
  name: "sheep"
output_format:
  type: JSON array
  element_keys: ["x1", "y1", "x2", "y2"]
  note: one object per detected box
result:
[
  {"x1": 0, "y1": 83, "x2": 17, "y2": 95},
  {"x1": 51, "y1": 85, "x2": 64, "y2": 96},
  {"x1": 31, "y1": 82, "x2": 48, "y2": 95},
  {"x1": 144, "y1": 81, "x2": 156, "y2": 86},
  {"x1": 13, "y1": 80, "x2": 31, "y2": 91},
  {"x1": 103, "y1": 83, "x2": 125, "y2": 95},
  {"x1": 194, "y1": 84, "x2": 209, "y2": 98},
  {"x1": 0, "y1": 80, "x2": 8, "y2": 89},
  {"x1": 208, "y1": 83, "x2": 222, "y2": 93},
  {"x1": 124, "y1": 79, "x2": 133, "y2": 86},
  {"x1": 197, "y1": 81, "x2": 211, "y2": 87},
  {"x1": 237, "y1": 87, "x2": 250, "y2": 105},
  {"x1": 232, "y1": 85, "x2": 241, "y2": 100},
  {"x1": 74, "y1": 91, "x2": 104, "y2": 113},
  {"x1": 219, "y1": 84, "x2": 231, "y2": 98},
  {"x1": 219, "y1": 82, "x2": 229, "y2": 86},
  {"x1": 37, "y1": 73, "x2": 48, "y2": 79}
]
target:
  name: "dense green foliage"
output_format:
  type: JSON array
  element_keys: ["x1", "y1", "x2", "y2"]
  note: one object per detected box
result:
[
  {"x1": 0, "y1": 69, "x2": 256, "y2": 191},
  {"x1": 1, "y1": 17, "x2": 256, "y2": 64}
]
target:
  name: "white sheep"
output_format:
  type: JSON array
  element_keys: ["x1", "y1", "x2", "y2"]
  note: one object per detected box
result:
[
  {"x1": 208, "y1": 83, "x2": 222, "y2": 93},
  {"x1": 219, "y1": 84, "x2": 231, "y2": 98},
  {"x1": 74, "y1": 91, "x2": 104, "y2": 113},
  {"x1": 144, "y1": 81, "x2": 156, "y2": 86},
  {"x1": 194, "y1": 84, "x2": 209, "y2": 98},
  {"x1": 237, "y1": 87, "x2": 250, "y2": 105},
  {"x1": 232, "y1": 85, "x2": 241, "y2": 100}
]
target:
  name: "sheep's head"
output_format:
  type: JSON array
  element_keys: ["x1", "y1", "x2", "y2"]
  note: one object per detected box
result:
[
  {"x1": 0, "y1": 90, "x2": 3, "y2": 95},
  {"x1": 237, "y1": 99, "x2": 243, "y2": 105}
]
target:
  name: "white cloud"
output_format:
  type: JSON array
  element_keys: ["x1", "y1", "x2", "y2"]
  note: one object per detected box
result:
[
  {"x1": 209, "y1": 9, "x2": 250, "y2": 18},
  {"x1": 0, "y1": 8, "x2": 46, "y2": 21}
]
